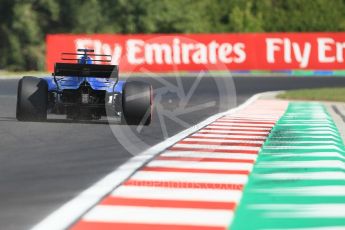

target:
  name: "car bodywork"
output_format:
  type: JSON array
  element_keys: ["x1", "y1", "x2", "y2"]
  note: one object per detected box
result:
[
  {"x1": 16, "y1": 49, "x2": 152, "y2": 124},
  {"x1": 44, "y1": 49, "x2": 124, "y2": 120}
]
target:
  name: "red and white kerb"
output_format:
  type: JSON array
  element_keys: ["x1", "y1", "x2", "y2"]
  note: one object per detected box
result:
[{"x1": 70, "y1": 100, "x2": 288, "y2": 230}]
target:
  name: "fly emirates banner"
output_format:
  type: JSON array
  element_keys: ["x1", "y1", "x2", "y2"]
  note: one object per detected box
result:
[{"x1": 46, "y1": 33, "x2": 345, "y2": 72}]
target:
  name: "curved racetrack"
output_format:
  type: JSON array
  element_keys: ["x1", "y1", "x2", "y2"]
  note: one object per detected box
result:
[{"x1": 1, "y1": 76, "x2": 345, "y2": 230}]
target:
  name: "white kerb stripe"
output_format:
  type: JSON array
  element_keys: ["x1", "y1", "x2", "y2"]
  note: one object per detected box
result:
[
  {"x1": 174, "y1": 144, "x2": 260, "y2": 151},
  {"x1": 183, "y1": 138, "x2": 265, "y2": 144},
  {"x1": 212, "y1": 122, "x2": 274, "y2": 127},
  {"x1": 83, "y1": 205, "x2": 233, "y2": 227},
  {"x1": 206, "y1": 126, "x2": 271, "y2": 131},
  {"x1": 161, "y1": 151, "x2": 258, "y2": 160},
  {"x1": 220, "y1": 117, "x2": 277, "y2": 121},
  {"x1": 198, "y1": 130, "x2": 269, "y2": 134},
  {"x1": 112, "y1": 185, "x2": 243, "y2": 202},
  {"x1": 224, "y1": 116, "x2": 281, "y2": 120},
  {"x1": 131, "y1": 171, "x2": 248, "y2": 184},
  {"x1": 147, "y1": 160, "x2": 254, "y2": 171},
  {"x1": 191, "y1": 133, "x2": 267, "y2": 139}
]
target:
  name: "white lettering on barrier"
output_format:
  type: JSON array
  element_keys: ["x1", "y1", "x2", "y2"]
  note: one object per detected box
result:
[
  {"x1": 234, "y1": 43, "x2": 246, "y2": 63},
  {"x1": 127, "y1": 39, "x2": 144, "y2": 65},
  {"x1": 126, "y1": 39, "x2": 246, "y2": 65},
  {"x1": 192, "y1": 43, "x2": 208, "y2": 64},
  {"x1": 318, "y1": 38, "x2": 335, "y2": 63},
  {"x1": 318, "y1": 38, "x2": 345, "y2": 63},
  {"x1": 218, "y1": 43, "x2": 232, "y2": 63},
  {"x1": 266, "y1": 38, "x2": 283, "y2": 64},
  {"x1": 336, "y1": 42, "x2": 345, "y2": 62},
  {"x1": 75, "y1": 38, "x2": 246, "y2": 65},
  {"x1": 181, "y1": 43, "x2": 195, "y2": 64},
  {"x1": 208, "y1": 41, "x2": 219, "y2": 64},
  {"x1": 173, "y1": 38, "x2": 181, "y2": 64},
  {"x1": 293, "y1": 42, "x2": 311, "y2": 68},
  {"x1": 145, "y1": 43, "x2": 173, "y2": 64},
  {"x1": 266, "y1": 38, "x2": 311, "y2": 68}
]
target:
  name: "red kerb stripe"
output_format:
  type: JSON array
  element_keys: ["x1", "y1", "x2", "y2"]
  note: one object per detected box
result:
[
  {"x1": 142, "y1": 166, "x2": 250, "y2": 175},
  {"x1": 70, "y1": 222, "x2": 227, "y2": 230},
  {"x1": 99, "y1": 197, "x2": 237, "y2": 210}
]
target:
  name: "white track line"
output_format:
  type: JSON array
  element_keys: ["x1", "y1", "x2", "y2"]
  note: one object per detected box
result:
[{"x1": 30, "y1": 92, "x2": 266, "y2": 230}]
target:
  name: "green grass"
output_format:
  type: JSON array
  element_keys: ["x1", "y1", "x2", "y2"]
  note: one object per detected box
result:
[
  {"x1": 0, "y1": 70, "x2": 49, "y2": 78},
  {"x1": 277, "y1": 87, "x2": 345, "y2": 102}
]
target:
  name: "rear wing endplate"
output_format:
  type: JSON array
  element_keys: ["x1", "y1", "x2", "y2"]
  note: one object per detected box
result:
[{"x1": 53, "y1": 63, "x2": 118, "y2": 78}]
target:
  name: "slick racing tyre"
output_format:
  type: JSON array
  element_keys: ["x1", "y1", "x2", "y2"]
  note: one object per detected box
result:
[
  {"x1": 16, "y1": 76, "x2": 48, "y2": 121},
  {"x1": 122, "y1": 81, "x2": 152, "y2": 126}
]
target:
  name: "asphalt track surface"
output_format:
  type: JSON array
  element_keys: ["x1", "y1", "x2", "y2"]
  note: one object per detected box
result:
[{"x1": 1, "y1": 76, "x2": 345, "y2": 230}]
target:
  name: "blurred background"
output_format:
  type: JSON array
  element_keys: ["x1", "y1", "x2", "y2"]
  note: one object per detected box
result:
[{"x1": 0, "y1": 0, "x2": 344, "y2": 71}]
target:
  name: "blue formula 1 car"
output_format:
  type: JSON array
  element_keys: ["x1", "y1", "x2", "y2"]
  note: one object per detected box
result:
[{"x1": 16, "y1": 49, "x2": 152, "y2": 125}]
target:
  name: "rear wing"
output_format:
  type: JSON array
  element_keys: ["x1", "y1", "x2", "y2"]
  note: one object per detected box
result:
[
  {"x1": 61, "y1": 49, "x2": 112, "y2": 62},
  {"x1": 53, "y1": 63, "x2": 118, "y2": 78}
]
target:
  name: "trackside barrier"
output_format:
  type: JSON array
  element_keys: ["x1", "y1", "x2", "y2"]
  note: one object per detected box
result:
[{"x1": 46, "y1": 33, "x2": 345, "y2": 73}]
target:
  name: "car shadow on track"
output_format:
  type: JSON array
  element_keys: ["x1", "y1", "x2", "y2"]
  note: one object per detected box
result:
[
  {"x1": 0, "y1": 116, "x2": 17, "y2": 122},
  {"x1": 45, "y1": 118, "x2": 111, "y2": 125},
  {"x1": 0, "y1": 116, "x2": 118, "y2": 125}
]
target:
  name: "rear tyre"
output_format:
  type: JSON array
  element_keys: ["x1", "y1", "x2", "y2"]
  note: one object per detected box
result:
[
  {"x1": 16, "y1": 76, "x2": 48, "y2": 121},
  {"x1": 122, "y1": 81, "x2": 152, "y2": 126}
]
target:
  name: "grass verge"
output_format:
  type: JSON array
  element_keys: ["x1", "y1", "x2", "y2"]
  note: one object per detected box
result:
[
  {"x1": 277, "y1": 87, "x2": 345, "y2": 102},
  {"x1": 0, "y1": 71, "x2": 49, "y2": 79}
]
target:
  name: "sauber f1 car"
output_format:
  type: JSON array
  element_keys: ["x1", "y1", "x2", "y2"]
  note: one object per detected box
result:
[{"x1": 16, "y1": 49, "x2": 152, "y2": 125}]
